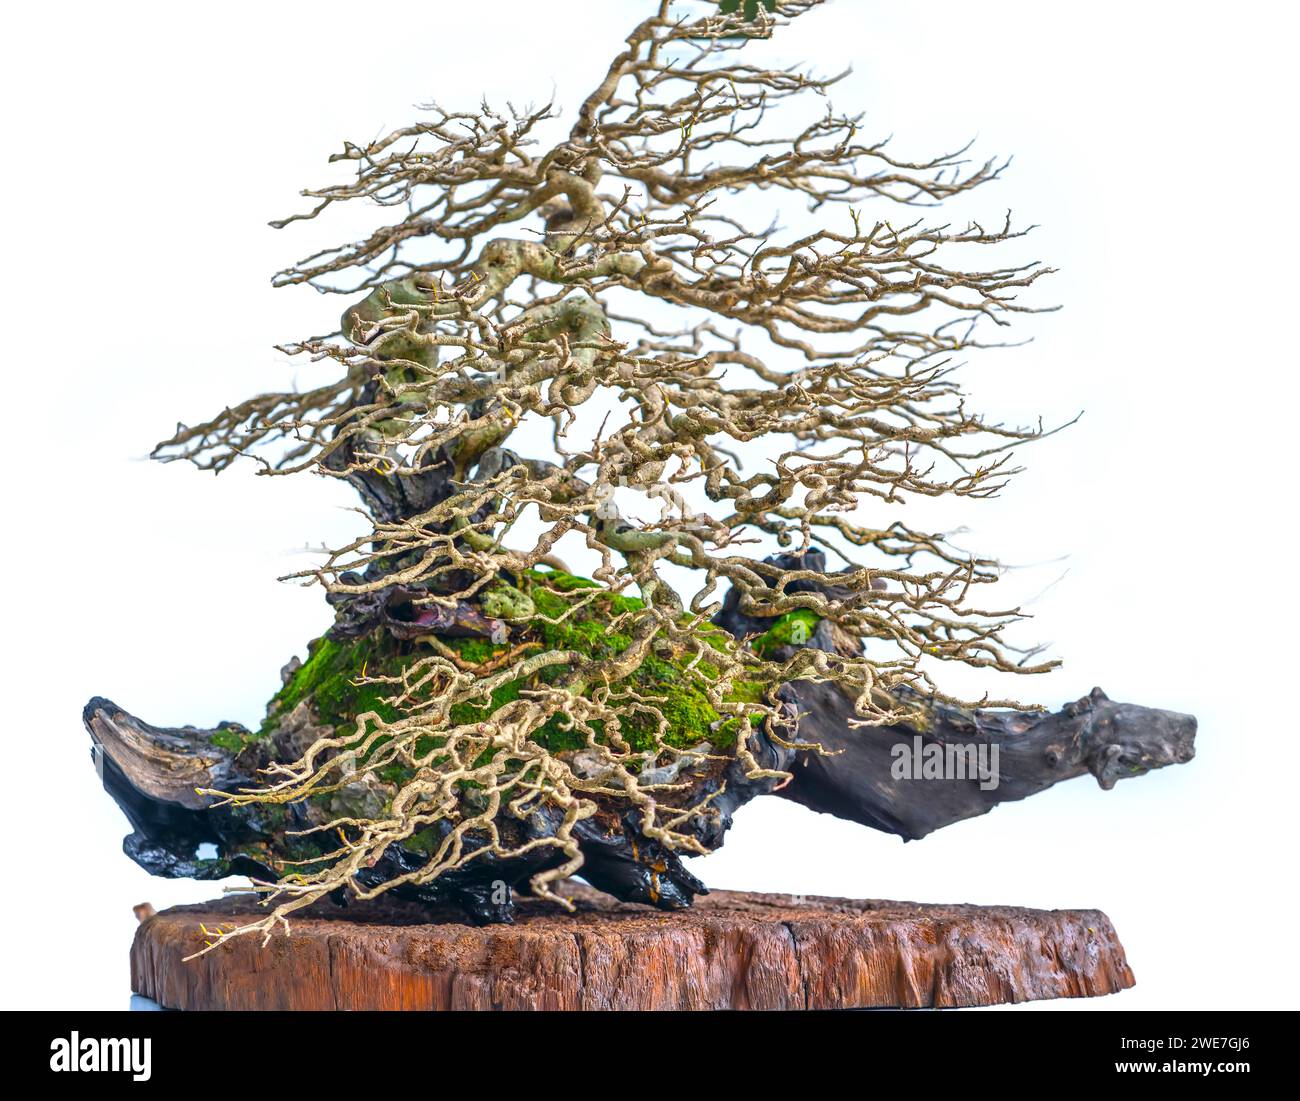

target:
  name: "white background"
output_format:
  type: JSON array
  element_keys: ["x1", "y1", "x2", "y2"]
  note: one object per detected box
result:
[{"x1": 2, "y1": 0, "x2": 1297, "y2": 1009}]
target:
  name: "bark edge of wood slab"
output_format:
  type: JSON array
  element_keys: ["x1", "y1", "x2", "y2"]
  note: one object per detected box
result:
[{"x1": 130, "y1": 885, "x2": 1135, "y2": 1010}]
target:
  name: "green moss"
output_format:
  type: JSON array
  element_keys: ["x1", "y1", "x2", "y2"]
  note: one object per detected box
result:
[
  {"x1": 266, "y1": 569, "x2": 776, "y2": 764},
  {"x1": 524, "y1": 568, "x2": 644, "y2": 613},
  {"x1": 620, "y1": 679, "x2": 718, "y2": 750},
  {"x1": 525, "y1": 568, "x2": 599, "y2": 593},
  {"x1": 267, "y1": 632, "x2": 411, "y2": 732},
  {"x1": 724, "y1": 677, "x2": 768, "y2": 705},
  {"x1": 377, "y1": 764, "x2": 416, "y2": 786},
  {"x1": 523, "y1": 574, "x2": 635, "y2": 662},
  {"x1": 209, "y1": 727, "x2": 250, "y2": 753},
  {"x1": 511, "y1": 569, "x2": 775, "y2": 752},
  {"x1": 529, "y1": 714, "x2": 592, "y2": 754},
  {"x1": 752, "y1": 609, "x2": 820, "y2": 658},
  {"x1": 448, "y1": 677, "x2": 524, "y2": 726},
  {"x1": 404, "y1": 827, "x2": 441, "y2": 855},
  {"x1": 448, "y1": 636, "x2": 503, "y2": 664}
]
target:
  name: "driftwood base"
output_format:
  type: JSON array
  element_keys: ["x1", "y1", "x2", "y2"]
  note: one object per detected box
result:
[{"x1": 130, "y1": 886, "x2": 1135, "y2": 1010}]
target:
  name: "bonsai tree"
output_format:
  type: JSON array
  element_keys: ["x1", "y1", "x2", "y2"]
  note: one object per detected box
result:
[{"x1": 84, "y1": 0, "x2": 1195, "y2": 953}]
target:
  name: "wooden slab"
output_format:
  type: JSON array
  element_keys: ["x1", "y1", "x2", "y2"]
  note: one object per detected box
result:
[{"x1": 130, "y1": 886, "x2": 1135, "y2": 1010}]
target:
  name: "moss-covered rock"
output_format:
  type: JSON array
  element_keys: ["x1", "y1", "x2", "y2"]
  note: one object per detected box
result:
[
  {"x1": 267, "y1": 631, "x2": 411, "y2": 732},
  {"x1": 249, "y1": 567, "x2": 773, "y2": 761}
]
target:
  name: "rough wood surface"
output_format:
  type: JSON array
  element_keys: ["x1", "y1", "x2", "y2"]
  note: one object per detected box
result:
[{"x1": 130, "y1": 886, "x2": 1135, "y2": 1010}]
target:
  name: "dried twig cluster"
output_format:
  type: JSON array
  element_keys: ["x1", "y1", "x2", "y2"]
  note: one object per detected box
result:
[{"x1": 163, "y1": 0, "x2": 1059, "y2": 951}]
